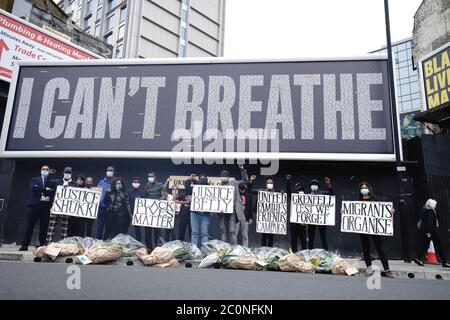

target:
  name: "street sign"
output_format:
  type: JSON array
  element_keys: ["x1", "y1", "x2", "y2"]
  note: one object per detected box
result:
[{"x1": 0, "y1": 9, "x2": 100, "y2": 82}]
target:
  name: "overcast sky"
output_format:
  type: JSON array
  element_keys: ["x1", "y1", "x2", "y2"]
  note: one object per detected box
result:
[{"x1": 224, "y1": 0, "x2": 423, "y2": 58}]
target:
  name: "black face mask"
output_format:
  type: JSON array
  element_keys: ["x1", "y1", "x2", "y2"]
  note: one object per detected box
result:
[{"x1": 198, "y1": 178, "x2": 208, "y2": 185}]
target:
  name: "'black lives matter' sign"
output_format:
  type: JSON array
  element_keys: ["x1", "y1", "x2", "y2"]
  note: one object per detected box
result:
[
  {"x1": 132, "y1": 198, "x2": 175, "y2": 229},
  {"x1": 256, "y1": 191, "x2": 287, "y2": 235},
  {"x1": 290, "y1": 194, "x2": 336, "y2": 226},
  {"x1": 50, "y1": 185, "x2": 101, "y2": 219},
  {"x1": 340, "y1": 201, "x2": 394, "y2": 236},
  {"x1": 190, "y1": 185, "x2": 234, "y2": 214}
]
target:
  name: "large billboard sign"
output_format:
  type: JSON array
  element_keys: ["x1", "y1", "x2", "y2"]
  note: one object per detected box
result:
[
  {"x1": 0, "y1": 56, "x2": 395, "y2": 161},
  {"x1": 0, "y1": 9, "x2": 99, "y2": 82},
  {"x1": 418, "y1": 41, "x2": 450, "y2": 111}
]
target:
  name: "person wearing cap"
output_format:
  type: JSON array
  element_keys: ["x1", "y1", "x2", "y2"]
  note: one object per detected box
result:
[
  {"x1": 307, "y1": 177, "x2": 333, "y2": 250},
  {"x1": 45, "y1": 166, "x2": 77, "y2": 244},
  {"x1": 219, "y1": 165, "x2": 249, "y2": 245},
  {"x1": 286, "y1": 174, "x2": 307, "y2": 252},
  {"x1": 19, "y1": 164, "x2": 55, "y2": 251},
  {"x1": 191, "y1": 174, "x2": 212, "y2": 247}
]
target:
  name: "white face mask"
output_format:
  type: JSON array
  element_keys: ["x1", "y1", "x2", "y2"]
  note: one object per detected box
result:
[
  {"x1": 360, "y1": 188, "x2": 370, "y2": 195},
  {"x1": 221, "y1": 177, "x2": 228, "y2": 183},
  {"x1": 148, "y1": 177, "x2": 155, "y2": 183},
  {"x1": 266, "y1": 183, "x2": 274, "y2": 190},
  {"x1": 132, "y1": 183, "x2": 140, "y2": 189},
  {"x1": 311, "y1": 185, "x2": 319, "y2": 192},
  {"x1": 63, "y1": 173, "x2": 71, "y2": 180},
  {"x1": 299, "y1": 191, "x2": 305, "y2": 195},
  {"x1": 106, "y1": 171, "x2": 114, "y2": 178},
  {"x1": 41, "y1": 170, "x2": 49, "y2": 177}
]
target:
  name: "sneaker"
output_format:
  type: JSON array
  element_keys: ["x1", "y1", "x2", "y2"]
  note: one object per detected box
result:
[
  {"x1": 442, "y1": 263, "x2": 450, "y2": 268},
  {"x1": 383, "y1": 270, "x2": 395, "y2": 278},
  {"x1": 413, "y1": 258, "x2": 424, "y2": 266}
]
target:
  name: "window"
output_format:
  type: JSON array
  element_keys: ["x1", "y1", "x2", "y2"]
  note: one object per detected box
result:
[
  {"x1": 86, "y1": 0, "x2": 93, "y2": 13},
  {"x1": 398, "y1": 66, "x2": 409, "y2": 79},
  {"x1": 180, "y1": 26, "x2": 186, "y2": 40},
  {"x1": 397, "y1": 50, "x2": 407, "y2": 62},
  {"x1": 120, "y1": 6, "x2": 127, "y2": 23},
  {"x1": 84, "y1": 14, "x2": 92, "y2": 29},
  {"x1": 96, "y1": 6, "x2": 102, "y2": 20},
  {"x1": 94, "y1": 24, "x2": 100, "y2": 37},
  {"x1": 118, "y1": 25, "x2": 125, "y2": 40},
  {"x1": 116, "y1": 43, "x2": 123, "y2": 58},
  {"x1": 400, "y1": 84, "x2": 411, "y2": 96},
  {"x1": 181, "y1": 9, "x2": 188, "y2": 21},
  {"x1": 107, "y1": 0, "x2": 115, "y2": 12},
  {"x1": 104, "y1": 32, "x2": 113, "y2": 45},
  {"x1": 106, "y1": 14, "x2": 114, "y2": 31}
]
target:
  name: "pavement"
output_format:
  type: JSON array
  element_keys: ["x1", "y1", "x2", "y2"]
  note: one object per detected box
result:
[{"x1": 1, "y1": 243, "x2": 450, "y2": 281}]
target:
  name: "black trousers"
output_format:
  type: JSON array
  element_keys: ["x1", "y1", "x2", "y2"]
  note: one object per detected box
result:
[
  {"x1": 416, "y1": 231, "x2": 447, "y2": 264},
  {"x1": 360, "y1": 234, "x2": 390, "y2": 271},
  {"x1": 308, "y1": 225, "x2": 328, "y2": 250},
  {"x1": 134, "y1": 226, "x2": 142, "y2": 242},
  {"x1": 261, "y1": 233, "x2": 274, "y2": 247},
  {"x1": 67, "y1": 217, "x2": 83, "y2": 237},
  {"x1": 145, "y1": 227, "x2": 162, "y2": 249},
  {"x1": 80, "y1": 218, "x2": 94, "y2": 238},
  {"x1": 110, "y1": 214, "x2": 127, "y2": 239},
  {"x1": 177, "y1": 212, "x2": 191, "y2": 242},
  {"x1": 290, "y1": 223, "x2": 307, "y2": 252},
  {"x1": 123, "y1": 215, "x2": 131, "y2": 235},
  {"x1": 21, "y1": 203, "x2": 51, "y2": 247}
]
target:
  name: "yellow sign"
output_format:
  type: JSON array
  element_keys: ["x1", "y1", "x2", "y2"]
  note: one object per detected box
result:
[
  {"x1": 421, "y1": 42, "x2": 450, "y2": 110},
  {"x1": 43, "y1": 25, "x2": 71, "y2": 41},
  {"x1": 168, "y1": 176, "x2": 224, "y2": 189}
]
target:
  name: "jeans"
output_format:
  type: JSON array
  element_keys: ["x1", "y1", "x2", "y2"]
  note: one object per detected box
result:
[
  {"x1": 191, "y1": 212, "x2": 210, "y2": 248},
  {"x1": 235, "y1": 220, "x2": 249, "y2": 247}
]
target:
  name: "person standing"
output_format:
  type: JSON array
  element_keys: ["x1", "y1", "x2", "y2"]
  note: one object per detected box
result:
[
  {"x1": 236, "y1": 174, "x2": 255, "y2": 247},
  {"x1": 66, "y1": 175, "x2": 87, "y2": 237},
  {"x1": 96, "y1": 166, "x2": 115, "y2": 240},
  {"x1": 46, "y1": 166, "x2": 76, "y2": 244},
  {"x1": 127, "y1": 177, "x2": 144, "y2": 241},
  {"x1": 413, "y1": 199, "x2": 450, "y2": 267},
  {"x1": 357, "y1": 182, "x2": 394, "y2": 278},
  {"x1": 143, "y1": 171, "x2": 167, "y2": 250},
  {"x1": 164, "y1": 177, "x2": 179, "y2": 242},
  {"x1": 286, "y1": 175, "x2": 307, "y2": 252},
  {"x1": 259, "y1": 177, "x2": 279, "y2": 247},
  {"x1": 104, "y1": 178, "x2": 131, "y2": 238},
  {"x1": 218, "y1": 165, "x2": 248, "y2": 245},
  {"x1": 307, "y1": 178, "x2": 333, "y2": 250},
  {"x1": 19, "y1": 165, "x2": 54, "y2": 251},
  {"x1": 81, "y1": 176, "x2": 96, "y2": 237},
  {"x1": 177, "y1": 181, "x2": 192, "y2": 242},
  {"x1": 191, "y1": 174, "x2": 212, "y2": 248}
]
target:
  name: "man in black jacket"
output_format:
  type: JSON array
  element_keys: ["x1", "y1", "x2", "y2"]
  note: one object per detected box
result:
[
  {"x1": 19, "y1": 165, "x2": 55, "y2": 251},
  {"x1": 127, "y1": 177, "x2": 144, "y2": 240},
  {"x1": 286, "y1": 175, "x2": 307, "y2": 252}
]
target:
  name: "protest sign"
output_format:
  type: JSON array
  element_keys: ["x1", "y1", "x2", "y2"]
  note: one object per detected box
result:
[
  {"x1": 168, "y1": 176, "x2": 223, "y2": 189},
  {"x1": 340, "y1": 201, "x2": 394, "y2": 236},
  {"x1": 132, "y1": 198, "x2": 175, "y2": 229},
  {"x1": 50, "y1": 185, "x2": 101, "y2": 219},
  {"x1": 256, "y1": 191, "x2": 287, "y2": 235},
  {"x1": 290, "y1": 194, "x2": 336, "y2": 226},
  {"x1": 190, "y1": 185, "x2": 234, "y2": 213}
]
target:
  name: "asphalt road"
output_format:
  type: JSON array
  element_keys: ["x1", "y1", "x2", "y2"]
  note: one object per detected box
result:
[{"x1": 1, "y1": 261, "x2": 449, "y2": 300}]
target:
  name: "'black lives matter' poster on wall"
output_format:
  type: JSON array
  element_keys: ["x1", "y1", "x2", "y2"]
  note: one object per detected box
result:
[
  {"x1": 256, "y1": 191, "x2": 287, "y2": 235},
  {"x1": 340, "y1": 201, "x2": 394, "y2": 236}
]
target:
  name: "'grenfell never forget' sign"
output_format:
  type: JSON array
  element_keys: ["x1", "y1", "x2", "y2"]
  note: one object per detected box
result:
[
  {"x1": 190, "y1": 185, "x2": 234, "y2": 213},
  {"x1": 50, "y1": 185, "x2": 101, "y2": 219},
  {"x1": 132, "y1": 198, "x2": 175, "y2": 229},
  {"x1": 1, "y1": 58, "x2": 394, "y2": 159},
  {"x1": 256, "y1": 191, "x2": 287, "y2": 235},
  {"x1": 290, "y1": 194, "x2": 336, "y2": 226},
  {"x1": 340, "y1": 201, "x2": 394, "y2": 236}
]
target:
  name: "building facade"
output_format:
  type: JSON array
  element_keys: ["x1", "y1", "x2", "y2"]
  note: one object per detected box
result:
[
  {"x1": 56, "y1": 0, "x2": 226, "y2": 59},
  {"x1": 371, "y1": 38, "x2": 423, "y2": 139}
]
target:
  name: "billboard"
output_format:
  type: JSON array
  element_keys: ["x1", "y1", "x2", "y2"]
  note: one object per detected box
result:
[
  {"x1": 0, "y1": 56, "x2": 395, "y2": 161},
  {"x1": 0, "y1": 9, "x2": 99, "y2": 82},
  {"x1": 418, "y1": 41, "x2": 450, "y2": 111}
]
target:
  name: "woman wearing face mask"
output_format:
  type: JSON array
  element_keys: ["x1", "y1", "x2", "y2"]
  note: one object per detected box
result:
[
  {"x1": 286, "y1": 175, "x2": 307, "y2": 252},
  {"x1": 104, "y1": 178, "x2": 131, "y2": 239},
  {"x1": 191, "y1": 174, "x2": 212, "y2": 248},
  {"x1": 260, "y1": 177, "x2": 277, "y2": 247},
  {"x1": 67, "y1": 175, "x2": 86, "y2": 237},
  {"x1": 128, "y1": 177, "x2": 144, "y2": 241},
  {"x1": 96, "y1": 166, "x2": 115, "y2": 240},
  {"x1": 413, "y1": 199, "x2": 450, "y2": 267},
  {"x1": 307, "y1": 178, "x2": 333, "y2": 250},
  {"x1": 357, "y1": 182, "x2": 394, "y2": 278}
]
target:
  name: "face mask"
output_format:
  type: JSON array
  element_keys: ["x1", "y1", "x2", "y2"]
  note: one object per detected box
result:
[
  {"x1": 148, "y1": 177, "x2": 155, "y2": 183},
  {"x1": 41, "y1": 170, "x2": 49, "y2": 177},
  {"x1": 360, "y1": 188, "x2": 369, "y2": 195},
  {"x1": 266, "y1": 183, "x2": 274, "y2": 190},
  {"x1": 311, "y1": 185, "x2": 319, "y2": 192},
  {"x1": 77, "y1": 181, "x2": 83, "y2": 186},
  {"x1": 299, "y1": 191, "x2": 305, "y2": 195},
  {"x1": 116, "y1": 184, "x2": 123, "y2": 190},
  {"x1": 106, "y1": 170, "x2": 114, "y2": 178},
  {"x1": 132, "y1": 183, "x2": 140, "y2": 189},
  {"x1": 86, "y1": 183, "x2": 93, "y2": 188},
  {"x1": 64, "y1": 173, "x2": 71, "y2": 180},
  {"x1": 221, "y1": 177, "x2": 228, "y2": 183}
]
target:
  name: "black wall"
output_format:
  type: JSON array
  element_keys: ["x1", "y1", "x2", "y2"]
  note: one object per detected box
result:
[{"x1": 3, "y1": 158, "x2": 404, "y2": 258}]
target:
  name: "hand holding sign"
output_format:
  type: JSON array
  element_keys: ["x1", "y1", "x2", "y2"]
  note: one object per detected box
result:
[{"x1": 250, "y1": 175, "x2": 257, "y2": 183}]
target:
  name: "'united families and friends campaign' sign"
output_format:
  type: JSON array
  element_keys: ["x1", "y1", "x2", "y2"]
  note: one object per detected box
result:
[
  {"x1": 190, "y1": 185, "x2": 234, "y2": 213},
  {"x1": 256, "y1": 191, "x2": 287, "y2": 235},
  {"x1": 50, "y1": 185, "x2": 101, "y2": 219},
  {"x1": 290, "y1": 194, "x2": 336, "y2": 226},
  {"x1": 340, "y1": 201, "x2": 394, "y2": 236},
  {"x1": 132, "y1": 198, "x2": 175, "y2": 229}
]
